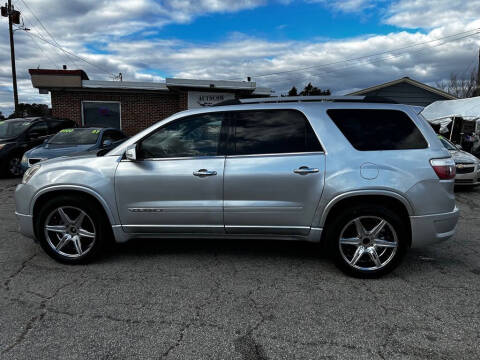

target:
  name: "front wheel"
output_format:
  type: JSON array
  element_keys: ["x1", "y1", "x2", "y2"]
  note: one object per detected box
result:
[
  {"x1": 35, "y1": 195, "x2": 109, "y2": 264},
  {"x1": 326, "y1": 204, "x2": 408, "y2": 278}
]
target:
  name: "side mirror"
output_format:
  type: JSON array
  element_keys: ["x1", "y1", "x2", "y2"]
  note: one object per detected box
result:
[
  {"x1": 125, "y1": 144, "x2": 137, "y2": 161},
  {"x1": 102, "y1": 139, "x2": 113, "y2": 147}
]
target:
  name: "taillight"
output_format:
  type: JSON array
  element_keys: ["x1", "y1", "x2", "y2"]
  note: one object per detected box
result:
[{"x1": 430, "y1": 158, "x2": 456, "y2": 180}]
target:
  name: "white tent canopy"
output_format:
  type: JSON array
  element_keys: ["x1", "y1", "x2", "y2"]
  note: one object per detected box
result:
[
  {"x1": 420, "y1": 96, "x2": 480, "y2": 136},
  {"x1": 421, "y1": 96, "x2": 480, "y2": 123}
]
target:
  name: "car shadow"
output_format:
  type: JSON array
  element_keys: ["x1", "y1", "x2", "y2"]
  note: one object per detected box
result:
[{"x1": 103, "y1": 237, "x2": 327, "y2": 262}]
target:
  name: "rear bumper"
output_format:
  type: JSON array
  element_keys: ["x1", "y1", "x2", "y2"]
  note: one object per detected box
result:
[
  {"x1": 410, "y1": 206, "x2": 459, "y2": 248},
  {"x1": 15, "y1": 211, "x2": 36, "y2": 240}
]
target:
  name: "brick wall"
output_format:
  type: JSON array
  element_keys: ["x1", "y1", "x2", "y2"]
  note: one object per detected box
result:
[{"x1": 51, "y1": 90, "x2": 186, "y2": 136}]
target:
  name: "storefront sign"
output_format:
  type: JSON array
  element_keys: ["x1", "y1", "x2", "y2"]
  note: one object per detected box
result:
[{"x1": 188, "y1": 91, "x2": 235, "y2": 109}]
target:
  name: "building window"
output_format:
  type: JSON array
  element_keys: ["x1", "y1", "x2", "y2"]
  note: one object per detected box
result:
[{"x1": 82, "y1": 102, "x2": 121, "y2": 129}]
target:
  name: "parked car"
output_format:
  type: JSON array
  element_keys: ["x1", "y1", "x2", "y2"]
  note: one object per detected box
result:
[
  {"x1": 21, "y1": 127, "x2": 128, "y2": 170},
  {"x1": 0, "y1": 117, "x2": 76, "y2": 177},
  {"x1": 15, "y1": 97, "x2": 459, "y2": 277},
  {"x1": 438, "y1": 135, "x2": 480, "y2": 186}
]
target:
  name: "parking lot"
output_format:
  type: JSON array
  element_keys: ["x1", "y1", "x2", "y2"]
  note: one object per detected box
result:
[{"x1": 0, "y1": 178, "x2": 479, "y2": 359}]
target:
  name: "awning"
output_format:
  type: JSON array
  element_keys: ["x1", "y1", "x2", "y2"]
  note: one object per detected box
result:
[
  {"x1": 421, "y1": 96, "x2": 480, "y2": 123},
  {"x1": 420, "y1": 96, "x2": 480, "y2": 135}
]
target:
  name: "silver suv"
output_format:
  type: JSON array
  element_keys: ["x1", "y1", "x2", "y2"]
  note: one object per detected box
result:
[{"x1": 15, "y1": 97, "x2": 459, "y2": 277}]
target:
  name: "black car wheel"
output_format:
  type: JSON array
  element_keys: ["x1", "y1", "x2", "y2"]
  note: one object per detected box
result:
[{"x1": 7, "y1": 154, "x2": 23, "y2": 177}]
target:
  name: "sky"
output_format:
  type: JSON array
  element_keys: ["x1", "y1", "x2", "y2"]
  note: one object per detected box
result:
[{"x1": 0, "y1": 0, "x2": 479, "y2": 115}]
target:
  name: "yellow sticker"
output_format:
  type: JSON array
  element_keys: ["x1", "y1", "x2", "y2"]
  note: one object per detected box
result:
[
  {"x1": 91, "y1": 129, "x2": 100, "y2": 134},
  {"x1": 60, "y1": 129, "x2": 74, "y2": 133}
]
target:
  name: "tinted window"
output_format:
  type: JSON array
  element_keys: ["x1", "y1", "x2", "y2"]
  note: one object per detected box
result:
[
  {"x1": 83, "y1": 102, "x2": 120, "y2": 129},
  {"x1": 103, "y1": 130, "x2": 125, "y2": 143},
  {"x1": 233, "y1": 110, "x2": 322, "y2": 155},
  {"x1": 439, "y1": 137, "x2": 457, "y2": 151},
  {"x1": 0, "y1": 120, "x2": 32, "y2": 137},
  {"x1": 139, "y1": 113, "x2": 224, "y2": 159},
  {"x1": 28, "y1": 121, "x2": 49, "y2": 137},
  {"x1": 49, "y1": 119, "x2": 74, "y2": 134},
  {"x1": 49, "y1": 128, "x2": 100, "y2": 145},
  {"x1": 327, "y1": 109, "x2": 428, "y2": 151}
]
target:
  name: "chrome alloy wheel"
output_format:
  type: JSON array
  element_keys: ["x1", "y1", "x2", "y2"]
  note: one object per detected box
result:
[
  {"x1": 44, "y1": 206, "x2": 96, "y2": 258},
  {"x1": 339, "y1": 216, "x2": 398, "y2": 271}
]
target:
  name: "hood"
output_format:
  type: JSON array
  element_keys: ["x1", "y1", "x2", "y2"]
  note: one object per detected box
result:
[
  {"x1": 25, "y1": 143, "x2": 94, "y2": 160},
  {"x1": 449, "y1": 149, "x2": 480, "y2": 164},
  {"x1": 0, "y1": 137, "x2": 17, "y2": 143},
  {"x1": 39, "y1": 152, "x2": 99, "y2": 167}
]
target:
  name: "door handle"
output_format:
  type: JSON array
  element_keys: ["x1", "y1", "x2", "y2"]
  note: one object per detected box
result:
[
  {"x1": 193, "y1": 169, "x2": 217, "y2": 177},
  {"x1": 294, "y1": 166, "x2": 319, "y2": 175}
]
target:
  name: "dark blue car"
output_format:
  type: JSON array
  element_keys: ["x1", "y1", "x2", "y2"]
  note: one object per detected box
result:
[{"x1": 21, "y1": 127, "x2": 127, "y2": 170}]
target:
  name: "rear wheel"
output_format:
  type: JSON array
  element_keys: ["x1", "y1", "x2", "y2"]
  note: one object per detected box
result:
[
  {"x1": 327, "y1": 204, "x2": 408, "y2": 278},
  {"x1": 35, "y1": 195, "x2": 109, "y2": 264},
  {"x1": 7, "y1": 154, "x2": 23, "y2": 177}
]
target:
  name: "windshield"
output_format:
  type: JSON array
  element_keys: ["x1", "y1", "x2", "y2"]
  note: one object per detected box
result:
[
  {"x1": 439, "y1": 137, "x2": 457, "y2": 151},
  {"x1": 0, "y1": 120, "x2": 32, "y2": 138},
  {"x1": 49, "y1": 128, "x2": 100, "y2": 145}
]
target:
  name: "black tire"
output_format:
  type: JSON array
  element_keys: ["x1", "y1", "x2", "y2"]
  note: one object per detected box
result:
[
  {"x1": 35, "y1": 195, "x2": 110, "y2": 264},
  {"x1": 6, "y1": 153, "x2": 23, "y2": 177},
  {"x1": 326, "y1": 204, "x2": 408, "y2": 278}
]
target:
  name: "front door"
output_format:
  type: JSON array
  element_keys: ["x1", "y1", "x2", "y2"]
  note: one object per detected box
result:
[
  {"x1": 224, "y1": 109, "x2": 325, "y2": 235},
  {"x1": 115, "y1": 112, "x2": 227, "y2": 234}
]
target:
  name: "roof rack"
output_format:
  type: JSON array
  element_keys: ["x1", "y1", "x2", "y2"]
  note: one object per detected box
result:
[
  {"x1": 214, "y1": 95, "x2": 397, "y2": 106},
  {"x1": 239, "y1": 95, "x2": 365, "y2": 104}
]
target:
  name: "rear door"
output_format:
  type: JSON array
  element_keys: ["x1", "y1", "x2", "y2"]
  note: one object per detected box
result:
[{"x1": 224, "y1": 109, "x2": 326, "y2": 235}]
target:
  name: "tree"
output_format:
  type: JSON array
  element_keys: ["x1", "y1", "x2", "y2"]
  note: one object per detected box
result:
[
  {"x1": 299, "y1": 83, "x2": 331, "y2": 96},
  {"x1": 7, "y1": 103, "x2": 51, "y2": 118},
  {"x1": 436, "y1": 66, "x2": 479, "y2": 99},
  {"x1": 0, "y1": 111, "x2": 4, "y2": 120},
  {"x1": 288, "y1": 86, "x2": 298, "y2": 96}
]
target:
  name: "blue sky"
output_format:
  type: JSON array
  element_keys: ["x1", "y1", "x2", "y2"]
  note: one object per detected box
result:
[{"x1": 0, "y1": 0, "x2": 479, "y2": 115}]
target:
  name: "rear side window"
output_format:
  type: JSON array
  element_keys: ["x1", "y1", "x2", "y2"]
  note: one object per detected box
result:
[
  {"x1": 232, "y1": 110, "x2": 323, "y2": 155},
  {"x1": 327, "y1": 109, "x2": 428, "y2": 151}
]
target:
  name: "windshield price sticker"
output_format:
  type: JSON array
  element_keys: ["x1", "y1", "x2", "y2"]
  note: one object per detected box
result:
[
  {"x1": 91, "y1": 130, "x2": 100, "y2": 134},
  {"x1": 60, "y1": 129, "x2": 74, "y2": 133}
]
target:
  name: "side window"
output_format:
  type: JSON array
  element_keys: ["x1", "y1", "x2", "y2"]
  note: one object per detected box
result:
[
  {"x1": 28, "y1": 121, "x2": 49, "y2": 138},
  {"x1": 232, "y1": 110, "x2": 322, "y2": 156},
  {"x1": 48, "y1": 120, "x2": 69, "y2": 134},
  {"x1": 327, "y1": 109, "x2": 428, "y2": 151},
  {"x1": 139, "y1": 113, "x2": 225, "y2": 159}
]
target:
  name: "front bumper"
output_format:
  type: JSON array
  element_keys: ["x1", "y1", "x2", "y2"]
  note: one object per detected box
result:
[
  {"x1": 410, "y1": 206, "x2": 459, "y2": 248},
  {"x1": 454, "y1": 169, "x2": 480, "y2": 186},
  {"x1": 15, "y1": 211, "x2": 36, "y2": 240}
]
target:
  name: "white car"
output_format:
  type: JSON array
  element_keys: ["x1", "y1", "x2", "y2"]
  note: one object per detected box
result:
[{"x1": 439, "y1": 136, "x2": 480, "y2": 186}]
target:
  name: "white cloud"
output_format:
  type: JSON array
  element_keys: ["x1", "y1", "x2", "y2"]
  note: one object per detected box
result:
[
  {"x1": 384, "y1": 0, "x2": 480, "y2": 29},
  {"x1": 1, "y1": 0, "x2": 480, "y2": 115}
]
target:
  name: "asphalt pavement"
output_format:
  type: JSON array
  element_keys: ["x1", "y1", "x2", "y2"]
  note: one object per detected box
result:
[{"x1": 1, "y1": 178, "x2": 479, "y2": 359}]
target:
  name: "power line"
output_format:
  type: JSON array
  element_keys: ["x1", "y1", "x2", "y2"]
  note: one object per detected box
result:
[
  {"x1": 14, "y1": 0, "x2": 80, "y2": 68},
  {"x1": 27, "y1": 31, "x2": 113, "y2": 75},
  {"x1": 258, "y1": 30, "x2": 480, "y2": 86},
  {"x1": 245, "y1": 28, "x2": 480, "y2": 80},
  {"x1": 22, "y1": 29, "x2": 61, "y2": 68}
]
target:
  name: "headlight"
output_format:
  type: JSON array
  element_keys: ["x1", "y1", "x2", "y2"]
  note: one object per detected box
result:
[{"x1": 22, "y1": 165, "x2": 41, "y2": 184}]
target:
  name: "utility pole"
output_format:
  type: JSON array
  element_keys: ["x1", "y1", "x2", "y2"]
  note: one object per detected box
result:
[
  {"x1": 477, "y1": 47, "x2": 480, "y2": 97},
  {"x1": 1, "y1": 0, "x2": 20, "y2": 114}
]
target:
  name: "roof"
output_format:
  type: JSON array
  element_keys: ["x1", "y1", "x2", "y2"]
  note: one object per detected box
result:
[
  {"x1": 166, "y1": 78, "x2": 256, "y2": 91},
  {"x1": 348, "y1": 77, "x2": 457, "y2": 100},
  {"x1": 29, "y1": 69, "x2": 89, "y2": 80},
  {"x1": 83, "y1": 80, "x2": 168, "y2": 91}
]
